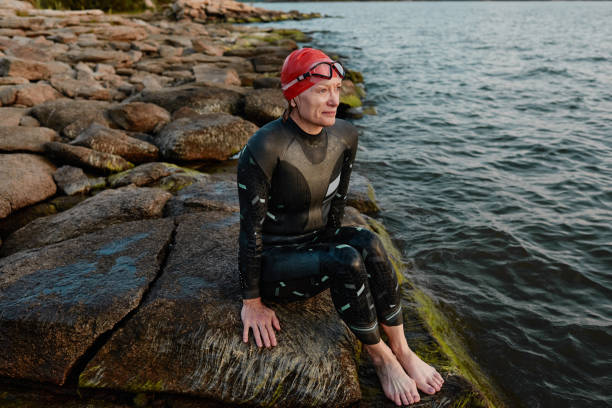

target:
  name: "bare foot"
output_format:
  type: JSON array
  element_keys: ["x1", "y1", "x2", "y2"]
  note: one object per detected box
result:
[
  {"x1": 367, "y1": 342, "x2": 421, "y2": 406},
  {"x1": 394, "y1": 347, "x2": 444, "y2": 395}
]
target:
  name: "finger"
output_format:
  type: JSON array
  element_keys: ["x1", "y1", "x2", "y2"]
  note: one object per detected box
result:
[
  {"x1": 252, "y1": 325, "x2": 263, "y2": 348},
  {"x1": 259, "y1": 323, "x2": 271, "y2": 348},
  {"x1": 243, "y1": 324, "x2": 250, "y2": 343},
  {"x1": 272, "y1": 314, "x2": 281, "y2": 331},
  {"x1": 267, "y1": 324, "x2": 277, "y2": 347}
]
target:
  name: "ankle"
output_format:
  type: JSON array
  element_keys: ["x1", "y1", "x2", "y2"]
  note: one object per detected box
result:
[{"x1": 365, "y1": 341, "x2": 394, "y2": 364}]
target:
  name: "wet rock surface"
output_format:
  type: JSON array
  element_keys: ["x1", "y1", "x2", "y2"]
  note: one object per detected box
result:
[
  {"x1": 107, "y1": 102, "x2": 171, "y2": 133},
  {"x1": 53, "y1": 165, "x2": 106, "y2": 196},
  {"x1": 348, "y1": 173, "x2": 380, "y2": 215},
  {"x1": 243, "y1": 88, "x2": 287, "y2": 127},
  {"x1": 164, "y1": 178, "x2": 238, "y2": 216},
  {"x1": 44, "y1": 141, "x2": 134, "y2": 173},
  {"x1": 0, "y1": 218, "x2": 175, "y2": 385},
  {"x1": 0, "y1": 187, "x2": 171, "y2": 256},
  {"x1": 80, "y1": 211, "x2": 361, "y2": 407}
]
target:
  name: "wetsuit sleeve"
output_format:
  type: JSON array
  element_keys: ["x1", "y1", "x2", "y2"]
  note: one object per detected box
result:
[
  {"x1": 326, "y1": 127, "x2": 358, "y2": 231},
  {"x1": 237, "y1": 146, "x2": 271, "y2": 299}
]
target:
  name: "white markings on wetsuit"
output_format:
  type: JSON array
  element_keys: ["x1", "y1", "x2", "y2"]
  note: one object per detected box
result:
[
  {"x1": 251, "y1": 195, "x2": 259, "y2": 205},
  {"x1": 238, "y1": 183, "x2": 247, "y2": 190},
  {"x1": 385, "y1": 307, "x2": 402, "y2": 322},
  {"x1": 340, "y1": 303, "x2": 351, "y2": 312},
  {"x1": 336, "y1": 244, "x2": 351, "y2": 249},
  {"x1": 335, "y1": 228, "x2": 340, "y2": 235},
  {"x1": 350, "y1": 322, "x2": 378, "y2": 332},
  {"x1": 389, "y1": 304, "x2": 396, "y2": 308},
  {"x1": 292, "y1": 291, "x2": 304, "y2": 297},
  {"x1": 266, "y1": 212, "x2": 276, "y2": 221},
  {"x1": 275, "y1": 287, "x2": 279, "y2": 296},
  {"x1": 321, "y1": 275, "x2": 329, "y2": 282},
  {"x1": 326, "y1": 174, "x2": 341, "y2": 197},
  {"x1": 357, "y1": 284, "x2": 365, "y2": 296},
  {"x1": 280, "y1": 282, "x2": 286, "y2": 287},
  {"x1": 344, "y1": 283, "x2": 356, "y2": 289}
]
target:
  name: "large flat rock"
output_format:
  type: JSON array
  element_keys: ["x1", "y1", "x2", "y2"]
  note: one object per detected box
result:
[
  {"x1": 164, "y1": 179, "x2": 238, "y2": 216},
  {"x1": 155, "y1": 113, "x2": 257, "y2": 161},
  {"x1": 44, "y1": 141, "x2": 134, "y2": 173},
  {"x1": 30, "y1": 99, "x2": 112, "y2": 139},
  {"x1": 0, "y1": 186, "x2": 171, "y2": 256},
  {"x1": 0, "y1": 218, "x2": 175, "y2": 385},
  {"x1": 0, "y1": 153, "x2": 56, "y2": 219},
  {"x1": 0, "y1": 126, "x2": 59, "y2": 153},
  {"x1": 79, "y1": 211, "x2": 361, "y2": 407},
  {"x1": 132, "y1": 84, "x2": 243, "y2": 115}
]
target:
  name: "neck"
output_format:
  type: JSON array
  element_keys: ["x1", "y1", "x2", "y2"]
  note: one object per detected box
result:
[{"x1": 289, "y1": 110, "x2": 323, "y2": 135}]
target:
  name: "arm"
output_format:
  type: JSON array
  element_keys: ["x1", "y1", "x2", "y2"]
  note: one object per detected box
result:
[
  {"x1": 237, "y1": 146, "x2": 280, "y2": 347},
  {"x1": 325, "y1": 133, "x2": 358, "y2": 231}
]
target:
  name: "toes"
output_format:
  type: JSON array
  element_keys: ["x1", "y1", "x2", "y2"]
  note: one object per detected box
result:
[
  {"x1": 412, "y1": 390, "x2": 420, "y2": 403},
  {"x1": 393, "y1": 393, "x2": 402, "y2": 406},
  {"x1": 400, "y1": 392, "x2": 410, "y2": 406}
]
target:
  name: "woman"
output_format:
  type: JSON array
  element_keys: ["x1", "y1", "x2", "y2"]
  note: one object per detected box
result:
[{"x1": 237, "y1": 48, "x2": 443, "y2": 406}]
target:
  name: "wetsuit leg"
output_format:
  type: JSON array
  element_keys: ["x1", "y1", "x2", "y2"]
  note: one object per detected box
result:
[
  {"x1": 260, "y1": 242, "x2": 380, "y2": 344},
  {"x1": 323, "y1": 226, "x2": 403, "y2": 327}
]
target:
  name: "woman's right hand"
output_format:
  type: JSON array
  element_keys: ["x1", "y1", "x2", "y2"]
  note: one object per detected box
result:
[{"x1": 241, "y1": 297, "x2": 281, "y2": 348}]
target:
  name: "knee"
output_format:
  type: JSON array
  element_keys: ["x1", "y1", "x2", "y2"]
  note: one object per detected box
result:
[
  {"x1": 357, "y1": 229, "x2": 386, "y2": 260},
  {"x1": 332, "y1": 244, "x2": 365, "y2": 274}
]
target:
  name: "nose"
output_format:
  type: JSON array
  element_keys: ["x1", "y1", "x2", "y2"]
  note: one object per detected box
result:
[{"x1": 328, "y1": 86, "x2": 340, "y2": 107}]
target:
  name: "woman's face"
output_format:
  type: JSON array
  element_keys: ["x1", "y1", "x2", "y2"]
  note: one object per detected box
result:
[{"x1": 291, "y1": 77, "x2": 342, "y2": 134}]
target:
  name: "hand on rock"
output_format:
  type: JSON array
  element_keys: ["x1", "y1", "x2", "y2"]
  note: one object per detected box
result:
[{"x1": 241, "y1": 297, "x2": 281, "y2": 348}]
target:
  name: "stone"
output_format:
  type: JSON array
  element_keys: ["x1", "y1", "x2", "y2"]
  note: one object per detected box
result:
[
  {"x1": 0, "y1": 218, "x2": 175, "y2": 385},
  {"x1": 0, "y1": 0, "x2": 33, "y2": 11},
  {"x1": 159, "y1": 44, "x2": 183, "y2": 58},
  {"x1": 59, "y1": 49, "x2": 132, "y2": 67},
  {"x1": 155, "y1": 113, "x2": 257, "y2": 161},
  {"x1": 107, "y1": 162, "x2": 206, "y2": 189},
  {"x1": 107, "y1": 102, "x2": 171, "y2": 133},
  {"x1": 44, "y1": 142, "x2": 134, "y2": 174},
  {"x1": 0, "y1": 57, "x2": 51, "y2": 80},
  {"x1": 30, "y1": 99, "x2": 112, "y2": 139},
  {"x1": 252, "y1": 54, "x2": 286, "y2": 73},
  {"x1": 93, "y1": 26, "x2": 148, "y2": 42},
  {"x1": 79, "y1": 211, "x2": 361, "y2": 407},
  {"x1": 0, "y1": 186, "x2": 172, "y2": 256},
  {"x1": 193, "y1": 64, "x2": 240, "y2": 86},
  {"x1": 15, "y1": 83, "x2": 62, "y2": 107},
  {"x1": 53, "y1": 165, "x2": 106, "y2": 195},
  {"x1": 19, "y1": 115, "x2": 39, "y2": 127},
  {"x1": 253, "y1": 76, "x2": 281, "y2": 89},
  {"x1": 150, "y1": 172, "x2": 208, "y2": 194},
  {"x1": 0, "y1": 153, "x2": 56, "y2": 219},
  {"x1": 0, "y1": 106, "x2": 28, "y2": 126},
  {"x1": 49, "y1": 76, "x2": 111, "y2": 101},
  {"x1": 0, "y1": 76, "x2": 28, "y2": 85},
  {"x1": 164, "y1": 179, "x2": 237, "y2": 216},
  {"x1": 132, "y1": 84, "x2": 243, "y2": 115},
  {"x1": 192, "y1": 38, "x2": 224, "y2": 56},
  {"x1": 71, "y1": 123, "x2": 159, "y2": 164},
  {"x1": 243, "y1": 88, "x2": 286, "y2": 127},
  {"x1": 0, "y1": 126, "x2": 58, "y2": 153},
  {"x1": 347, "y1": 173, "x2": 380, "y2": 215}
]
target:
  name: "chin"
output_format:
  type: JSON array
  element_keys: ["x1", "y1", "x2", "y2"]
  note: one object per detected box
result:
[{"x1": 320, "y1": 117, "x2": 336, "y2": 127}]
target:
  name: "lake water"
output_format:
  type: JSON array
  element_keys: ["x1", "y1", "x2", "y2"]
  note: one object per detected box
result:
[{"x1": 253, "y1": 2, "x2": 612, "y2": 407}]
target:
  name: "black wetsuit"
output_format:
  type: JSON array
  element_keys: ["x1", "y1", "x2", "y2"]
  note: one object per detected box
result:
[{"x1": 237, "y1": 117, "x2": 402, "y2": 345}]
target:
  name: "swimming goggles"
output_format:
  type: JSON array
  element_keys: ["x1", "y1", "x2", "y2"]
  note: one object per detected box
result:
[{"x1": 281, "y1": 61, "x2": 345, "y2": 91}]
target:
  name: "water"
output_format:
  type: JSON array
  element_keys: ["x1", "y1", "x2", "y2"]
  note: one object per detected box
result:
[{"x1": 254, "y1": 2, "x2": 612, "y2": 407}]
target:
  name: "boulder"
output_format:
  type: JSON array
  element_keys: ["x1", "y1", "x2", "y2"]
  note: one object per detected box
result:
[
  {"x1": 0, "y1": 126, "x2": 59, "y2": 153},
  {"x1": 347, "y1": 173, "x2": 380, "y2": 215},
  {"x1": 79, "y1": 211, "x2": 361, "y2": 407},
  {"x1": 0, "y1": 83, "x2": 62, "y2": 107},
  {"x1": 107, "y1": 102, "x2": 171, "y2": 133},
  {"x1": 44, "y1": 142, "x2": 134, "y2": 173},
  {"x1": 0, "y1": 57, "x2": 51, "y2": 80},
  {"x1": 71, "y1": 123, "x2": 159, "y2": 164},
  {"x1": 0, "y1": 76, "x2": 28, "y2": 85},
  {"x1": 192, "y1": 38, "x2": 224, "y2": 56},
  {"x1": 253, "y1": 76, "x2": 281, "y2": 89},
  {"x1": 132, "y1": 84, "x2": 243, "y2": 115},
  {"x1": 252, "y1": 54, "x2": 285, "y2": 73},
  {"x1": 193, "y1": 64, "x2": 240, "y2": 86},
  {"x1": 164, "y1": 179, "x2": 237, "y2": 216},
  {"x1": 0, "y1": 106, "x2": 28, "y2": 126},
  {"x1": 0, "y1": 153, "x2": 56, "y2": 219},
  {"x1": 0, "y1": 0, "x2": 33, "y2": 11},
  {"x1": 0, "y1": 186, "x2": 172, "y2": 256},
  {"x1": 49, "y1": 76, "x2": 111, "y2": 101},
  {"x1": 59, "y1": 49, "x2": 132, "y2": 66},
  {"x1": 106, "y1": 162, "x2": 207, "y2": 188},
  {"x1": 53, "y1": 165, "x2": 106, "y2": 195},
  {"x1": 93, "y1": 25, "x2": 148, "y2": 42},
  {"x1": 0, "y1": 218, "x2": 175, "y2": 385},
  {"x1": 19, "y1": 115, "x2": 39, "y2": 126},
  {"x1": 155, "y1": 113, "x2": 257, "y2": 161},
  {"x1": 243, "y1": 88, "x2": 286, "y2": 127},
  {"x1": 30, "y1": 99, "x2": 112, "y2": 139}
]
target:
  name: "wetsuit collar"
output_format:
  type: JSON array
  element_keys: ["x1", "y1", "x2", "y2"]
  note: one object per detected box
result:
[{"x1": 286, "y1": 116, "x2": 325, "y2": 139}]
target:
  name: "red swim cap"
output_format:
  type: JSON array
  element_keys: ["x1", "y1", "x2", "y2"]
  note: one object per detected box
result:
[{"x1": 280, "y1": 48, "x2": 337, "y2": 101}]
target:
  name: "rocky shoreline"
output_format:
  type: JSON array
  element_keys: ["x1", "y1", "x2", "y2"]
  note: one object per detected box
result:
[{"x1": 0, "y1": 1, "x2": 503, "y2": 407}]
